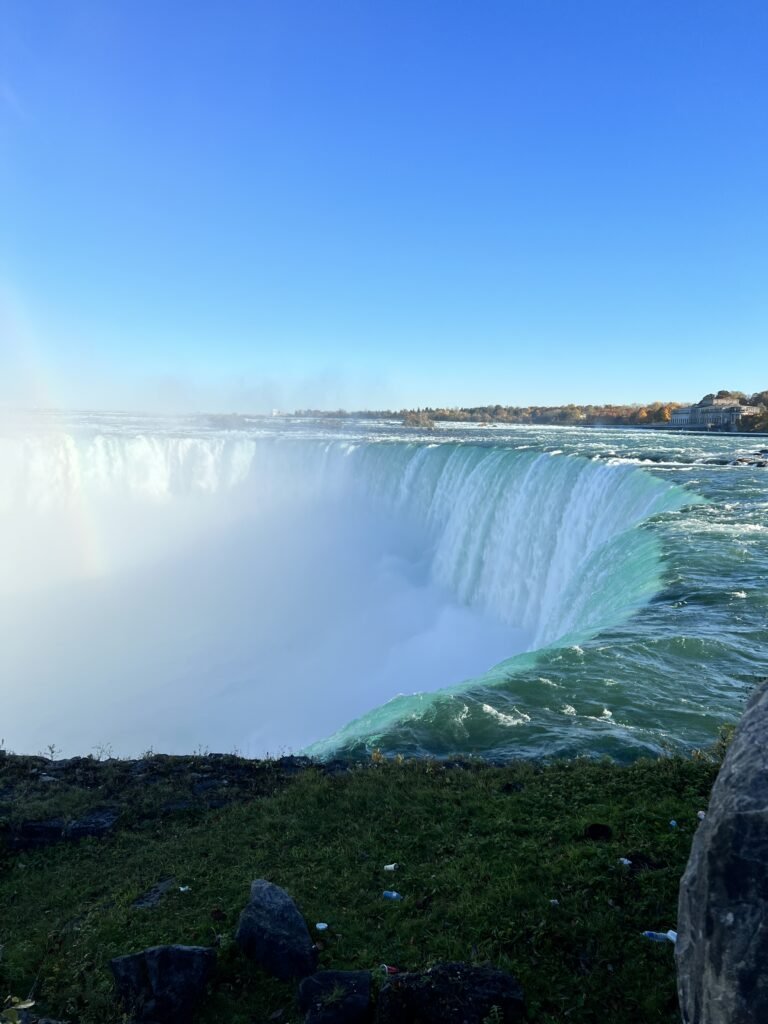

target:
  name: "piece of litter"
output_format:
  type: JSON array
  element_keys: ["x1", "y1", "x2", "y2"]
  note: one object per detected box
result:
[
  {"x1": 549, "y1": 899, "x2": 559, "y2": 906},
  {"x1": 380, "y1": 964, "x2": 400, "y2": 975},
  {"x1": 383, "y1": 863, "x2": 398, "y2": 872},
  {"x1": 382, "y1": 890, "x2": 402, "y2": 901},
  {"x1": 697, "y1": 810, "x2": 706, "y2": 820},
  {"x1": 179, "y1": 886, "x2": 192, "y2": 893},
  {"x1": 315, "y1": 922, "x2": 328, "y2": 931},
  {"x1": 669, "y1": 820, "x2": 678, "y2": 829},
  {"x1": 618, "y1": 858, "x2": 632, "y2": 866},
  {"x1": 642, "y1": 929, "x2": 677, "y2": 943}
]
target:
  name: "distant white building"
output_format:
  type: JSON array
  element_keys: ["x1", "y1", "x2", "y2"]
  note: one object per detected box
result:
[
  {"x1": 671, "y1": 406, "x2": 692, "y2": 427},
  {"x1": 679, "y1": 396, "x2": 762, "y2": 431}
]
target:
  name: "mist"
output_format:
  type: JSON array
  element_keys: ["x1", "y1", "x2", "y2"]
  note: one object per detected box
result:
[
  {"x1": 0, "y1": 420, "x2": 688, "y2": 758},
  {"x1": 0, "y1": 432, "x2": 517, "y2": 756}
]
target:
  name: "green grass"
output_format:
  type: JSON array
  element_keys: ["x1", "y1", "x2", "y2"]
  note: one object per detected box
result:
[{"x1": 0, "y1": 753, "x2": 719, "y2": 1023}]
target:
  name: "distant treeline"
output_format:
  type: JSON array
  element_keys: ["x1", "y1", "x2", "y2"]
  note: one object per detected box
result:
[{"x1": 294, "y1": 389, "x2": 768, "y2": 431}]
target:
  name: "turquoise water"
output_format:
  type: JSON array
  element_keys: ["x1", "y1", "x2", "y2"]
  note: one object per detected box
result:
[
  {"x1": 0, "y1": 413, "x2": 765, "y2": 760},
  {"x1": 299, "y1": 423, "x2": 768, "y2": 760}
]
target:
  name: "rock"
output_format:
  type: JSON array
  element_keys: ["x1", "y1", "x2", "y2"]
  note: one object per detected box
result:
[
  {"x1": 65, "y1": 807, "x2": 120, "y2": 840},
  {"x1": 321, "y1": 759, "x2": 352, "y2": 777},
  {"x1": 7, "y1": 807, "x2": 119, "y2": 850},
  {"x1": 8, "y1": 817, "x2": 66, "y2": 849},
  {"x1": 132, "y1": 877, "x2": 177, "y2": 909},
  {"x1": 235, "y1": 879, "x2": 318, "y2": 980},
  {"x1": 677, "y1": 683, "x2": 768, "y2": 1023},
  {"x1": 375, "y1": 962, "x2": 525, "y2": 1023},
  {"x1": 274, "y1": 755, "x2": 313, "y2": 775},
  {"x1": 110, "y1": 944, "x2": 215, "y2": 1024},
  {"x1": 298, "y1": 970, "x2": 372, "y2": 1023}
]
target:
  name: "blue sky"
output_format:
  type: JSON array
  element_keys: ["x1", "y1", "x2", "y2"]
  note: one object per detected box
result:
[{"x1": 1, "y1": 1, "x2": 766, "y2": 412}]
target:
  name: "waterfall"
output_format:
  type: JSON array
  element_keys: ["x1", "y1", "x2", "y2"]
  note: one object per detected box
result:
[{"x1": 0, "y1": 428, "x2": 697, "y2": 757}]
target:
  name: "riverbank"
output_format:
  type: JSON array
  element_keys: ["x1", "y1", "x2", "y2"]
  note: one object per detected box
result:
[{"x1": 0, "y1": 748, "x2": 726, "y2": 1023}]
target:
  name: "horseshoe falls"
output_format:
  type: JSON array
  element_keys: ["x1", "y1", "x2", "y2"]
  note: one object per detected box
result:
[{"x1": 1, "y1": 413, "x2": 766, "y2": 761}]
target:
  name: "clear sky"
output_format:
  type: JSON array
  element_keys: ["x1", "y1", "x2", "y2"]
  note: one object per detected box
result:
[{"x1": 1, "y1": 1, "x2": 766, "y2": 412}]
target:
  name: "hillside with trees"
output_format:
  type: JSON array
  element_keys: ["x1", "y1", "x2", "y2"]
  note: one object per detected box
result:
[{"x1": 296, "y1": 390, "x2": 767, "y2": 432}]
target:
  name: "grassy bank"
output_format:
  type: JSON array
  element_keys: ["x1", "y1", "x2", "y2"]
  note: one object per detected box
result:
[{"x1": 0, "y1": 751, "x2": 722, "y2": 1023}]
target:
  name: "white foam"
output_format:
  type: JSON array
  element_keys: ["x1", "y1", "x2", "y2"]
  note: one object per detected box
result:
[{"x1": 481, "y1": 703, "x2": 531, "y2": 726}]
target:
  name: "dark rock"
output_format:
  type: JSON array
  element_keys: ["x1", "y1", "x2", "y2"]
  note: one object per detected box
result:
[
  {"x1": 298, "y1": 970, "x2": 372, "y2": 1023},
  {"x1": 235, "y1": 879, "x2": 318, "y2": 980},
  {"x1": 677, "y1": 682, "x2": 768, "y2": 1023},
  {"x1": 64, "y1": 807, "x2": 120, "y2": 840},
  {"x1": 583, "y1": 822, "x2": 612, "y2": 842},
  {"x1": 7, "y1": 807, "x2": 119, "y2": 850},
  {"x1": 110, "y1": 944, "x2": 215, "y2": 1024},
  {"x1": 132, "y1": 878, "x2": 177, "y2": 909},
  {"x1": 9, "y1": 818, "x2": 66, "y2": 849},
  {"x1": 275, "y1": 755, "x2": 313, "y2": 775},
  {"x1": 322, "y1": 759, "x2": 352, "y2": 777},
  {"x1": 375, "y1": 961, "x2": 525, "y2": 1024}
]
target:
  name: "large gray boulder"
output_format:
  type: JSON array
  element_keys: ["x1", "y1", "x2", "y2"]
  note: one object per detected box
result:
[
  {"x1": 110, "y1": 945, "x2": 215, "y2": 1024},
  {"x1": 235, "y1": 879, "x2": 318, "y2": 980},
  {"x1": 677, "y1": 684, "x2": 768, "y2": 1023}
]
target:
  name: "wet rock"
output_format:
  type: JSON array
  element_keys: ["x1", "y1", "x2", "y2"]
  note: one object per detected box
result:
[
  {"x1": 298, "y1": 970, "x2": 372, "y2": 1023},
  {"x1": 110, "y1": 944, "x2": 215, "y2": 1024},
  {"x1": 677, "y1": 682, "x2": 768, "y2": 1023},
  {"x1": 375, "y1": 961, "x2": 525, "y2": 1024},
  {"x1": 235, "y1": 879, "x2": 317, "y2": 980}
]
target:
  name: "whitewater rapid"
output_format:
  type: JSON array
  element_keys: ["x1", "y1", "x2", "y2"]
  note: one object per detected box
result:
[{"x1": 0, "y1": 414, "x2": 765, "y2": 760}]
